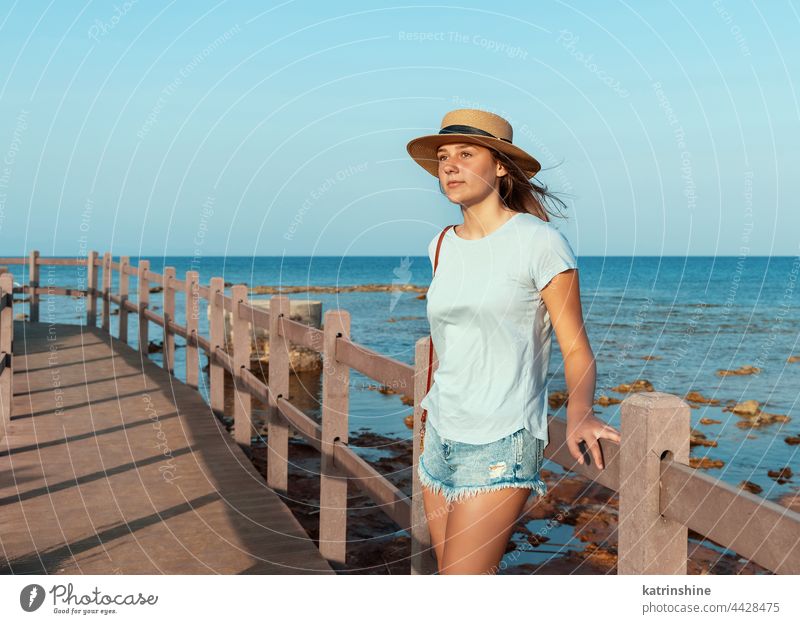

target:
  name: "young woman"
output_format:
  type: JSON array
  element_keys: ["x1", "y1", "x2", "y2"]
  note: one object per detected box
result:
[{"x1": 406, "y1": 109, "x2": 621, "y2": 574}]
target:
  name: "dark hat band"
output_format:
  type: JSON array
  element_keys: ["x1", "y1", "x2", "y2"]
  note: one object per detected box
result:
[{"x1": 438, "y1": 124, "x2": 512, "y2": 144}]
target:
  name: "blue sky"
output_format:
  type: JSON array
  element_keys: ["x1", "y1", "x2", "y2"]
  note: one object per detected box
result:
[{"x1": 0, "y1": 0, "x2": 798, "y2": 257}]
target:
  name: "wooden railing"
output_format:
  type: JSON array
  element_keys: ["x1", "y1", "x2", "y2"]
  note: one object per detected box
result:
[{"x1": 1, "y1": 251, "x2": 798, "y2": 574}]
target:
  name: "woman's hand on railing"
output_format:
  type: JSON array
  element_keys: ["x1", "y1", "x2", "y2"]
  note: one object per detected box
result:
[{"x1": 565, "y1": 407, "x2": 621, "y2": 470}]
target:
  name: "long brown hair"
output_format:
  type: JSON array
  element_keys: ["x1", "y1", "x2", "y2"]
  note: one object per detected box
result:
[
  {"x1": 438, "y1": 144, "x2": 571, "y2": 221},
  {"x1": 491, "y1": 148, "x2": 569, "y2": 222}
]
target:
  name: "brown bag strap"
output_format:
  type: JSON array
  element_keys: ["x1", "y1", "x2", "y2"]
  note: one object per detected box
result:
[
  {"x1": 433, "y1": 225, "x2": 453, "y2": 273},
  {"x1": 422, "y1": 225, "x2": 455, "y2": 426}
]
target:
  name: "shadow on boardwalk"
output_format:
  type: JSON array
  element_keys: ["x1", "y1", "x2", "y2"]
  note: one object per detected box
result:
[{"x1": 0, "y1": 322, "x2": 333, "y2": 574}]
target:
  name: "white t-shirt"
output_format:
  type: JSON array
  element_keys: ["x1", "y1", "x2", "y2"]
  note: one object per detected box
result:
[{"x1": 419, "y1": 212, "x2": 578, "y2": 446}]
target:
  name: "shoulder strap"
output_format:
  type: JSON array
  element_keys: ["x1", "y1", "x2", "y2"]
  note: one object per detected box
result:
[
  {"x1": 422, "y1": 224, "x2": 456, "y2": 430},
  {"x1": 433, "y1": 224, "x2": 455, "y2": 275}
]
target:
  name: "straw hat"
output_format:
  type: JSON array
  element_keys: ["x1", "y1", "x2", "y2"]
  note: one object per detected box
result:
[{"x1": 406, "y1": 108, "x2": 541, "y2": 179}]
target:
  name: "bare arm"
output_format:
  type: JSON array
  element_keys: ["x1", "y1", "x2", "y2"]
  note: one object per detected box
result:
[{"x1": 540, "y1": 268, "x2": 620, "y2": 469}]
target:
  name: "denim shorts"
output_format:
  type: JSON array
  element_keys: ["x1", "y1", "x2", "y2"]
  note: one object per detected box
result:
[{"x1": 417, "y1": 419, "x2": 548, "y2": 504}]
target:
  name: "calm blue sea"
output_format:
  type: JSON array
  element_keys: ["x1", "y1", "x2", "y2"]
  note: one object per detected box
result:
[{"x1": 12, "y1": 255, "x2": 800, "y2": 503}]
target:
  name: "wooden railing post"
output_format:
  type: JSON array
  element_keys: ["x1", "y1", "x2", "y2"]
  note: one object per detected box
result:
[
  {"x1": 137, "y1": 260, "x2": 150, "y2": 353},
  {"x1": 231, "y1": 284, "x2": 251, "y2": 448},
  {"x1": 267, "y1": 295, "x2": 290, "y2": 495},
  {"x1": 101, "y1": 252, "x2": 112, "y2": 333},
  {"x1": 163, "y1": 267, "x2": 176, "y2": 374},
  {"x1": 119, "y1": 256, "x2": 130, "y2": 343},
  {"x1": 0, "y1": 272, "x2": 13, "y2": 435},
  {"x1": 184, "y1": 270, "x2": 199, "y2": 389},
  {"x1": 208, "y1": 277, "x2": 225, "y2": 417},
  {"x1": 319, "y1": 309, "x2": 351, "y2": 567},
  {"x1": 28, "y1": 250, "x2": 39, "y2": 322},
  {"x1": 411, "y1": 335, "x2": 438, "y2": 574},
  {"x1": 86, "y1": 250, "x2": 98, "y2": 327},
  {"x1": 618, "y1": 392, "x2": 690, "y2": 574}
]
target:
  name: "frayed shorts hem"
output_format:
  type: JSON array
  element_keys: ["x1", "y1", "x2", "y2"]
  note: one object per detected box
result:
[{"x1": 417, "y1": 456, "x2": 547, "y2": 504}]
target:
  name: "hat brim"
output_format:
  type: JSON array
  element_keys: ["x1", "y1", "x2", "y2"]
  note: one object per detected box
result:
[{"x1": 406, "y1": 133, "x2": 541, "y2": 179}]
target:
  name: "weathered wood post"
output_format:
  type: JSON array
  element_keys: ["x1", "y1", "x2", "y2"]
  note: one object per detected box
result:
[
  {"x1": 266, "y1": 295, "x2": 290, "y2": 495},
  {"x1": 319, "y1": 309, "x2": 351, "y2": 566},
  {"x1": 86, "y1": 250, "x2": 98, "y2": 327},
  {"x1": 184, "y1": 270, "x2": 199, "y2": 389},
  {"x1": 119, "y1": 256, "x2": 130, "y2": 343},
  {"x1": 0, "y1": 272, "x2": 13, "y2": 434},
  {"x1": 163, "y1": 267, "x2": 176, "y2": 374},
  {"x1": 101, "y1": 252, "x2": 112, "y2": 333},
  {"x1": 618, "y1": 392, "x2": 690, "y2": 574},
  {"x1": 28, "y1": 250, "x2": 39, "y2": 322},
  {"x1": 411, "y1": 335, "x2": 438, "y2": 575},
  {"x1": 208, "y1": 277, "x2": 225, "y2": 418},
  {"x1": 231, "y1": 284, "x2": 252, "y2": 449},
  {"x1": 137, "y1": 260, "x2": 150, "y2": 353}
]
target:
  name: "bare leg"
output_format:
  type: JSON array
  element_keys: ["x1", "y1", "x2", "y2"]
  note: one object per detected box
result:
[
  {"x1": 440, "y1": 487, "x2": 531, "y2": 574},
  {"x1": 421, "y1": 483, "x2": 451, "y2": 568}
]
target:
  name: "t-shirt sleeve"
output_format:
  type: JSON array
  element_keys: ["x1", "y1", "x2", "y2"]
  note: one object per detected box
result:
[{"x1": 528, "y1": 225, "x2": 578, "y2": 291}]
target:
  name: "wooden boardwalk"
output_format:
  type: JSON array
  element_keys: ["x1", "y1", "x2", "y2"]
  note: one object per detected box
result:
[{"x1": 0, "y1": 322, "x2": 333, "y2": 574}]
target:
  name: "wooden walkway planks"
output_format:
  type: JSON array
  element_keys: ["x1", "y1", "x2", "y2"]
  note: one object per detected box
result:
[{"x1": 0, "y1": 322, "x2": 333, "y2": 574}]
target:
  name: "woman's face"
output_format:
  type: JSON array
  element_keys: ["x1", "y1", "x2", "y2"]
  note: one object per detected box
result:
[{"x1": 436, "y1": 142, "x2": 506, "y2": 204}]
